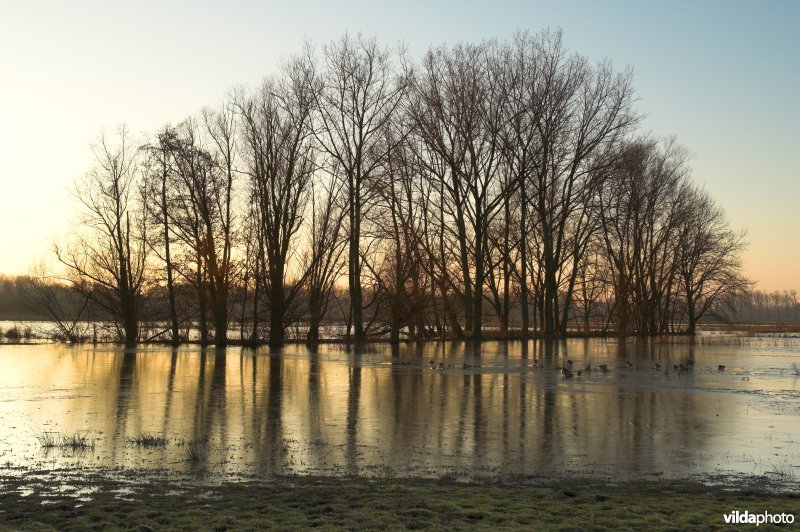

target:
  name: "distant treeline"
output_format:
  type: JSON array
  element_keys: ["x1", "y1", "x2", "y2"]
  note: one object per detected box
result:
[
  {"x1": 3, "y1": 272, "x2": 792, "y2": 337},
  {"x1": 720, "y1": 290, "x2": 800, "y2": 324},
  {"x1": 36, "y1": 31, "x2": 754, "y2": 347}
]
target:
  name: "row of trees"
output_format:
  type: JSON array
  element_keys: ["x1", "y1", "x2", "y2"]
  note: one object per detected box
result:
[
  {"x1": 722, "y1": 290, "x2": 800, "y2": 324},
  {"x1": 52, "y1": 31, "x2": 749, "y2": 347}
]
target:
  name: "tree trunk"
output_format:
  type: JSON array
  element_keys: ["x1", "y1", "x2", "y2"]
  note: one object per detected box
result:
[
  {"x1": 268, "y1": 270, "x2": 285, "y2": 347},
  {"x1": 349, "y1": 183, "x2": 364, "y2": 341},
  {"x1": 471, "y1": 218, "x2": 484, "y2": 340}
]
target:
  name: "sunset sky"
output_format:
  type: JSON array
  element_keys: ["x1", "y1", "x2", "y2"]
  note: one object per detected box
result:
[{"x1": 0, "y1": 0, "x2": 797, "y2": 292}]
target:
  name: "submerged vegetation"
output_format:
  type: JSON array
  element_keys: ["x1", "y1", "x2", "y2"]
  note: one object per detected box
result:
[
  {"x1": 34, "y1": 430, "x2": 95, "y2": 451},
  {"x1": 128, "y1": 433, "x2": 168, "y2": 447},
  {"x1": 184, "y1": 440, "x2": 207, "y2": 464}
]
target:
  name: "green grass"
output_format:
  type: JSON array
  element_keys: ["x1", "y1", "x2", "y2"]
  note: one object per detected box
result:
[{"x1": 0, "y1": 476, "x2": 798, "y2": 530}]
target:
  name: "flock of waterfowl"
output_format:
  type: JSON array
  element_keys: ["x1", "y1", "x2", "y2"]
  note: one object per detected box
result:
[
  {"x1": 412, "y1": 357, "x2": 735, "y2": 378},
  {"x1": 538, "y1": 357, "x2": 730, "y2": 379}
]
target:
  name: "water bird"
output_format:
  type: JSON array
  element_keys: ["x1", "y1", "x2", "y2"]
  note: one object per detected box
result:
[
  {"x1": 429, "y1": 360, "x2": 436, "y2": 369},
  {"x1": 626, "y1": 361, "x2": 634, "y2": 368},
  {"x1": 718, "y1": 365, "x2": 726, "y2": 371},
  {"x1": 576, "y1": 370, "x2": 583, "y2": 377},
  {"x1": 567, "y1": 359, "x2": 574, "y2": 367},
  {"x1": 654, "y1": 363, "x2": 661, "y2": 369},
  {"x1": 599, "y1": 364, "x2": 608, "y2": 373},
  {"x1": 673, "y1": 364, "x2": 680, "y2": 371},
  {"x1": 561, "y1": 367, "x2": 573, "y2": 378},
  {"x1": 437, "y1": 362, "x2": 445, "y2": 370}
]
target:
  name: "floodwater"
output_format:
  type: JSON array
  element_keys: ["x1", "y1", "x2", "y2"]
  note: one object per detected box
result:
[{"x1": 0, "y1": 337, "x2": 799, "y2": 485}]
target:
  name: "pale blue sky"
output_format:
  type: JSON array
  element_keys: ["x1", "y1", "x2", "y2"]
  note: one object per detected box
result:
[{"x1": 0, "y1": 0, "x2": 797, "y2": 290}]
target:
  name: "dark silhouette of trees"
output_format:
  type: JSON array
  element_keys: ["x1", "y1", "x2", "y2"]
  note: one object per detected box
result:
[
  {"x1": 677, "y1": 188, "x2": 750, "y2": 333},
  {"x1": 302, "y1": 175, "x2": 347, "y2": 345},
  {"x1": 238, "y1": 58, "x2": 317, "y2": 347},
  {"x1": 56, "y1": 128, "x2": 147, "y2": 346},
  {"x1": 312, "y1": 34, "x2": 409, "y2": 342},
  {"x1": 521, "y1": 31, "x2": 637, "y2": 337},
  {"x1": 162, "y1": 114, "x2": 236, "y2": 347},
  {"x1": 409, "y1": 40, "x2": 510, "y2": 339},
  {"x1": 14, "y1": 267, "x2": 89, "y2": 341},
  {"x1": 42, "y1": 31, "x2": 755, "y2": 345},
  {"x1": 142, "y1": 128, "x2": 182, "y2": 345}
]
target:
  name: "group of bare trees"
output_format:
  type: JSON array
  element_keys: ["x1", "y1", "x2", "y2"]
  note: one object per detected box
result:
[
  {"x1": 723, "y1": 290, "x2": 800, "y2": 324},
  {"x1": 53, "y1": 31, "x2": 749, "y2": 346}
]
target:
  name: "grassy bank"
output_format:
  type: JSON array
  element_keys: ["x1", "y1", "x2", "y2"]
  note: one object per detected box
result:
[{"x1": 1, "y1": 475, "x2": 798, "y2": 530}]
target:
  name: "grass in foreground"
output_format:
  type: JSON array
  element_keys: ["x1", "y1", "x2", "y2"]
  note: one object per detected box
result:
[{"x1": 0, "y1": 476, "x2": 798, "y2": 530}]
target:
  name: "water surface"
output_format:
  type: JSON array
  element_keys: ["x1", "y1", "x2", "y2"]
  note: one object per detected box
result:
[{"x1": 0, "y1": 338, "x2": 798, "y2": 484}]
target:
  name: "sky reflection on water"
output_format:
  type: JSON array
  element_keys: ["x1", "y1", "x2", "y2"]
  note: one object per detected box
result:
[{"x1": 0, "y1": 338, "x2": 798, "y2": 484}]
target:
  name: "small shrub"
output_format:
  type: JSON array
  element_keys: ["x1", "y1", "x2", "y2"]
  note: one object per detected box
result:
[{"x1": 791, "y1": 362, "x2": 800, "y2": 376}]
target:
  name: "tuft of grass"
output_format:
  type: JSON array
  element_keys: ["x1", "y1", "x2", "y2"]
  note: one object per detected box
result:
[
  {"x1": 768, "y1": 462, "x2": 796, "y2": 479},
  {"x1": 790, "y1": 362, "x2": 800, "y2": 376},
  {"x1": 35, "y1": 430, "x2": 59, "y2": 448},
  {"x1": 61, "y1": 431, "x2": 95, "y2": 451},
  {"x1": 185, "y1": 441, "x2": 206, "y2": 464},
  {"x1": 34, "y1": 429, "x2": 95, "y2": 450},
  {"x1": 128, "y1": 433, "x2": 168, "y2": 447}
]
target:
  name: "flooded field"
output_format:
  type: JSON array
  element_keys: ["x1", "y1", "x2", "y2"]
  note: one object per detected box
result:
[{"x1": 0, "y1": 337, "x2": 799, "y2": 485}]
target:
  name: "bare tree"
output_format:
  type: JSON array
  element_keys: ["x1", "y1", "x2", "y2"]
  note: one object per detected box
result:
[
  {"x1": 524, "y1": 30, "x2": 637, "y2": 337},
  {"x1": 596, "y1": 138, "x2": 690, "y2": 335},
  {"x1": 678, "y1": 187, "x2": 750, "y2": 333},
  {"x1": 238, "y1": 58, "x2": 317, "y2": 346},
  {"x1": 56, "y1": 127, "x2": 148, "y2": 346},
  {"x1": 302, "y1": 175, "x2": 347, "y2": 344},
  {"x1": 409, "y1": 40, "x2": 509, "y2": 339},
  {"x1": 366, "y1": 124, "x2": 428, "y2": 343},
  {"x1": 141, "y1": 127, "x2": 181, "y2": 344},
  {"x1": 165, "y1": 114, "x2": 236, "y2": 347},
  {"x1": 312, "y1": 34, "x2": 408, "y2": 341},
  {"x1": 19, "y1": 263, "x2": 90, "y2": 342}
]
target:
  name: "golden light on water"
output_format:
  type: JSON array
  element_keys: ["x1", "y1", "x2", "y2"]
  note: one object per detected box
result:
[{"x1": 1, "y1": 339, "x2": 798, "y2": 481}]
